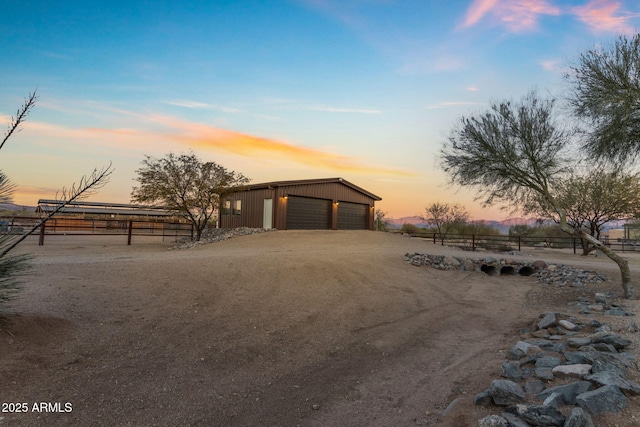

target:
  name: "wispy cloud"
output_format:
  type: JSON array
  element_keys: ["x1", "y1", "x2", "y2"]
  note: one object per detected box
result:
[
  {"x1": 540, "y1": 59, "x2": 562, "y2": 72},
  {"x1": 572, "y1": 0, "x2": 639, "y2": 34},
  {"x1": 426, "y1": 101, "x2": 485, "y2": 109},
  {"x1": 165, "y1": 100, "x2": 211, "y2": 109},
  {"x1": 461, "y1": 0, "x2": 561, "y2": 32},
  {"x1": 309, "y1": 106, "x2": 382, "y2": 114},
  {"x1": 165, "y1": 100, "x2": 241, "y2": 113}
]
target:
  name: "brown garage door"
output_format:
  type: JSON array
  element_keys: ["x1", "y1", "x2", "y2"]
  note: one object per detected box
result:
[
  {"x1": 286, "y1": 196, "x2": 332, "y2": 230},
  {"x1": 337, "y1": 202, "x2": 368, "y2": 230}
]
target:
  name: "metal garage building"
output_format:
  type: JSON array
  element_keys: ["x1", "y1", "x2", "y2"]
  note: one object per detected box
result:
[{"x1": 219, "y1": 178, "x2": 381, "y2": 230}]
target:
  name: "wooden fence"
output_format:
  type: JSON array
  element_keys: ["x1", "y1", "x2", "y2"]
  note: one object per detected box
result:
[{"x1": 0, "y1": 216, "x2": 194, "y2": 245}]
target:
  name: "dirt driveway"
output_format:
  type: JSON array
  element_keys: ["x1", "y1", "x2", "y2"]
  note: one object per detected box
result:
[{"x1": 1, "y1": 231, "x2": 639, "y2": 426}]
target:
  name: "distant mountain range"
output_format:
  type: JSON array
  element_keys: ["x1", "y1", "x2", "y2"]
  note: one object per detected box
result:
[{"x1": 0, "y1": 203, "x2": 35, "y2": 212}]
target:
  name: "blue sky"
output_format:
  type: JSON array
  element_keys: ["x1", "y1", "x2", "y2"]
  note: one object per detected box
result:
[{"x1": 2, "y1": 0, "x2": 639, "y2": 219}]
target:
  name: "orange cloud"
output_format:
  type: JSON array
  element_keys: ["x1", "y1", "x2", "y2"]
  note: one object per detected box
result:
[
  {"x1": 461, "y1": 0, "x2": 561, "y2": 32},
  {"x1": 572, "y1": 0, "x2": 637, "y2": 34},
  {"x1": 11, "y1": 185, "x2": 59, "y2": 205},
  {"x1": 85, "y1": 113, "x2": 415, "y2": 177}
]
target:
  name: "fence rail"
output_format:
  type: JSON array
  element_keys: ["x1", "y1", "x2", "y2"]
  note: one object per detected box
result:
[
  {"x1": 0, "y1": 216, "x2": 194, "y2": 245},
  {"x1": 391, "y1": 230, "x2": 640, "y2": 254}
]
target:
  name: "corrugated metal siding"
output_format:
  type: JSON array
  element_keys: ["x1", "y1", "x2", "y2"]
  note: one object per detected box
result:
[
  {"x1": 337, "y1": 202, "x2": 368, "y2": 230},
  {"x1": 221, "y1": 180, "x2": 377, "y2": 230},
  {"x1": 220, "y1": 188, "x2": 275, "y2": 228},
  {"x1": 274, "y1": 182, "x2": 373, "y2": 204}
]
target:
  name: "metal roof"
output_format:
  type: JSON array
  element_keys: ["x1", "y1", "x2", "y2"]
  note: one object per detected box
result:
[
  {"x1": 36, "y1": 200, "x2": 175, "y2": 216},
  {"x1": 236, "y1": 177, "x2": 382, "y2": 201}
]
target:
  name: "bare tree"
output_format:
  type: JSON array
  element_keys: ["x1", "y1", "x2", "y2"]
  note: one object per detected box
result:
[
  {"x1": 566, "y1": 34, "x2": 640, "y2": 166},
  {"x1": 422, "y1": 201, "x2": 469, "y2": 245},
  {"x1": 1, "y1": 91, "x2": 113, "y2": 310},
  {"x1": 131, "y1": 152, "x2": 249, "y2": 241},
  {"x1": 441, "y1": 90, "x2": 635, "y2": 298}
]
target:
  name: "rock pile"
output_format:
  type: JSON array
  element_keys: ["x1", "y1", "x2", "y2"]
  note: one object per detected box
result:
[
  {"x1": 473, "y1": 311, "x2": 639, "y2": 426},
  {"x1": 170, "y1": 227, "x2": 272, "y2": 249},
  {"x1": 568, "y1": 293, "x2": 635, "y2": 317},
  {"x1": 404, "y1": 253, "x2": 609, "y2": 287}
]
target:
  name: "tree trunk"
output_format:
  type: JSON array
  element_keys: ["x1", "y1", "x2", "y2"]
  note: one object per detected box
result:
[{"x1": 559, "y1": 222, "x2": 635, "y2": 298}]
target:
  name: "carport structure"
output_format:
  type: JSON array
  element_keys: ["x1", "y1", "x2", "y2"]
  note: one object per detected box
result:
[{"x1": 220, "y1": 178, "x2": 381, "y2": 230}]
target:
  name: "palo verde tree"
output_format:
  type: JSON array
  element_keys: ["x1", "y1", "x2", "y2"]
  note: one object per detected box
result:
[
  {"x1": 1, "y1": 91, "x2": 112, "y2": 312},
  {"x1": 440, "y1": 90, "x2": 636, "y2": 299},
  {"x1": 131, "y1": 152, "x2": 249, "y2": 241},
  {"x1": 528, "y1": 170, "x2": 640, "y2": 256},
  {"x1": 566, "y1": 33, "x2": 640, "y2": 166},
  {"x1": 422, "y1": 201, "x2": 469, "y2": 245}
]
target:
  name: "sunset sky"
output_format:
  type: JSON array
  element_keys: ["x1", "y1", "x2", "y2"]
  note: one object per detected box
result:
[{"x1": 2, "y1": 0, "x2": 639, "y2": 220}]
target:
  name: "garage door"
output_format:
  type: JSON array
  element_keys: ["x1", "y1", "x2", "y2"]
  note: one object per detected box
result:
[
  {"x1": 337, "y1": 202, "x2": 368, "y2": 230},
  {"x1": 286, "y1": 196, "x2": 332, "y2": 230}
]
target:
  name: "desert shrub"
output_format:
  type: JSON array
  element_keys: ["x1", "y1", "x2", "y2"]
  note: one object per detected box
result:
[{"x1": 400, "y1": 223, "x2": 420, "y2": 235}]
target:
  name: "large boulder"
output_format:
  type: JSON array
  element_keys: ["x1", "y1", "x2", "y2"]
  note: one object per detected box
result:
[
  {"x1": 489, "y1": 380, "x2": 526, "y2": 406},
  {"x1": 576, "y1": 385, "x2": 628, "y2": 414}
]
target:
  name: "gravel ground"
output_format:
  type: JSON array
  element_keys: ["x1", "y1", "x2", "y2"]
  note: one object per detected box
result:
[{"x1": 1, "y1": 231, "x2": 639, "y2": 426}]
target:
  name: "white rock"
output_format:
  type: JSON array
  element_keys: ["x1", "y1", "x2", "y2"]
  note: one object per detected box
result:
[
  {"x1": 552, "y1": 364, "x2": 592, "y2": 378},
  {"x1": 558, "y1": 319, "x2": 577, "y2": 331}
]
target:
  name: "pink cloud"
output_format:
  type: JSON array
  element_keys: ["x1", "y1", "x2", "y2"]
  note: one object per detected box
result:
[
  {"x1": 572, "y1": 0, "x2": 637, "y2": 34},
  {"x1": 461, "y1": 0, "x2": 562, "y2": 32}
]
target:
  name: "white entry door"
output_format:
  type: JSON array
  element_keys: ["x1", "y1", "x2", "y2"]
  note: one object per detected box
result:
[{"x1": 263, "y1": 198, "x2": 273, "y2": 229}]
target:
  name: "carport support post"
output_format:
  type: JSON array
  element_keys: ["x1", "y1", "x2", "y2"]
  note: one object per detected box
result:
[
  {"x1": 39, "y1": 220, "x2": 46, "y2": 246},
  {"x1": 127, "y1": 220, "x2": 133, "y2": 245}
]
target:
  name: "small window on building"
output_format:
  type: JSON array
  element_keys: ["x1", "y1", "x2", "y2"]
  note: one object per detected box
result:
[
  {"x1": 232, "y1": 200, "x2": 242, "y2": 215},
  {"x1": 222, "y1": 200, "x2": 231, "y2": 215}
]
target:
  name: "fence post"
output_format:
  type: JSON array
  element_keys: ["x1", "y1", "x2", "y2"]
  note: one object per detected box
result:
[
  {"x1": 39, "y1": 220, "x2": 46, "y2": 246},
  {"x1": 127, "y1": 221, "x2": 133, "y2": 245},
  {"x1": 518, "y1": 236, "x2": 521, "y2": 252},
  {"x1": 573, "y1": 238, "x2": 576, "y2": 254},
  {"x1": 472, "y1": 234, "x2": 476, "y2": 251}
]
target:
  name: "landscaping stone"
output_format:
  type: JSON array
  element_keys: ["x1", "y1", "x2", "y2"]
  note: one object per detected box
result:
[
  {"x1": 563, "y1": 407, "x2": 594, "y2": 427},
  {"x1": 542, "y1": 391, "x2": 564, "y2": 408},
  {"x1": 501, "y1": 412, "x2": 530, "y2": 427},
  {"x1": 489, "y1": 380, "x2": 526, "y2": 406},
  {"x1": 537, "y1": 314, "x2": 557, "y2": 330},
  {"x1": 538, "y1": 381, "x2": 592, "y2": 405},
  {"x1": 576, "y1": 385, "x2": 628, "y2": 414},
  {"x1": 584, "y1": 371, "x2": 640, "y2": 395},
  {"x1": 591, "y1": 333, "x2": 632, "y2": 350},
  {"x1": 478, "y1": 415, "x2": 509, "y2": 427},
  {"x1": 500, "y1": 361, "x2": 523, "y2": 381},
  {"x1": 524, "y1": 379, "x2": 545, "y2": 395},
  {"x1": 551, "y1": 364, "x2": 591, "y2": 379},
  {"x1": 558, "y1": 319, "x2": 577, "y2": 331},
  {"x1": 473, "y1": 389, "x2": 493, "y2": 406},
  {"x1": 505, "y1": 404, "x2": 565, "y2": 426}
]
